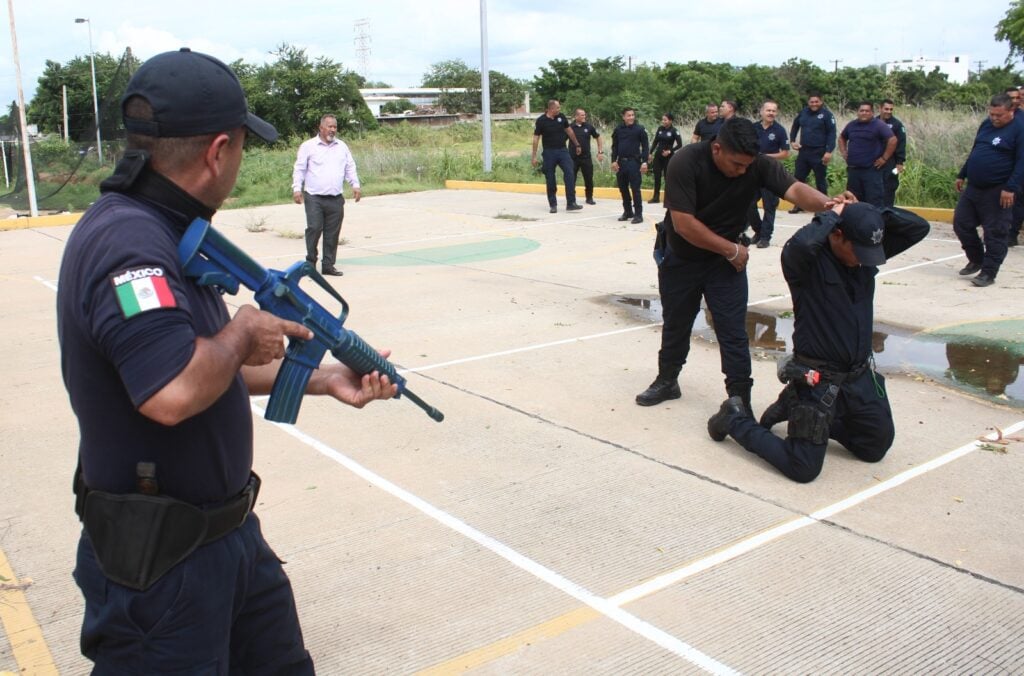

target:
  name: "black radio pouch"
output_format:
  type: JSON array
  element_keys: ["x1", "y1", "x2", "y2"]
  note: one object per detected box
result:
[{"x1": 82, "y1": 491, "x2": 208, "y2": 591}]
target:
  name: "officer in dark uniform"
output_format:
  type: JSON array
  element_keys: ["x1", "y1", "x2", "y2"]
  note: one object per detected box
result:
[
  {"x1": 611, "y1": 107, "x2": 650, "y2": 224},
  {"x1": 648, "y1": 113, "x2": 682, "y2": 204},
  {"x1": 748, "y1": 99, "x2": 790, "y2": 248},
  {"x1": 570, "y1": 107, "x2": 604, "y2": 205},
  {"x1": 877, "y1": 99, "x2": 907, "y2": 207},
  {"x1": 531, "y1": 99, "x2": 584, "y2": 213},
  {"x1": 57, "y1": 49, "x2": 396, "y2": 672},
  {"x1": 637, "y1": 118, "x2": 837, "y2": 412},
  {"x1": 708, "y1": 202, "x2": 930, "y2": 483},
  {"x1": 838, "y1": 101, "x2": 897, "y2": 207},
  {"x1": 954, "y1": 93, "x2": 1024, "y2": 287},
  {"x1": 691, "y1": 103, "x2": 723, "y2": 142},
  {"x1": 789, "y1": 92, "x2": 837, "y2": 212}
]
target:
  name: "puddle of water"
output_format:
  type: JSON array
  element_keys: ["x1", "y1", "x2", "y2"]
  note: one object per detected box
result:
[{"x1": 607, "y1": 295, "x2": 1023, "y2": 407}]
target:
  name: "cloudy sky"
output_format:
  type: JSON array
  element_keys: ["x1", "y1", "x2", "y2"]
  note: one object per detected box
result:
[{"x1": 0, "y1": 0, "x2": 1016, "y2": 109}]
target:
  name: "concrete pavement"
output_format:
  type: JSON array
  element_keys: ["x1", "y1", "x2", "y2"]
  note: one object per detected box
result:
[{"x1": 1, "y1": 188, "x2": 1021, "y2": 674}]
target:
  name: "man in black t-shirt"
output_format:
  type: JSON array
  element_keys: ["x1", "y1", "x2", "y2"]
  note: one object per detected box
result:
[
  {"x1": 691, "y1": 103, "x2": 722, "y2": 143},
  {"x1": 570, "y1": 107, "x2": 604, "y2": 205},
  {"x1": 531, "y1": 99, "x2": 584, "y2": 213},
  {"x1": 637, "y1": 118, "x2": 841, "y2": 413}
]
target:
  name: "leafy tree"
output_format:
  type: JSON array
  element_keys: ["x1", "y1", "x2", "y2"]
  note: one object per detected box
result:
[
  {"x1": 996, "y1": 0, "x2": 1024, "y2": 62},
  {"x1": 28, "y1": 52, "x2": 136, "y2": 141},
  {"x1": 421, "y1": 59, "x2": 527, "y2": 114},
  {"x1": 233, "y1": 44, "x2": 376, "y2": 140},
  {"x1": 532, "y1": 57, "x2": 592, "y2": 104}
]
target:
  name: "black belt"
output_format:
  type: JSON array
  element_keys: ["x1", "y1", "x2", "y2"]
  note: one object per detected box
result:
[
  {"x1": 203, "y1": 473, "x2": 261, "y2": 544},
  {"x1": 794, "y1": 353, "x2": 870, "y2": 381}
]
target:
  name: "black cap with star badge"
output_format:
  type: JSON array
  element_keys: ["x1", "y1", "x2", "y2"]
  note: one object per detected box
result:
[{"x1": 839, "y1": 202, "x2": 886, "y2": 266}]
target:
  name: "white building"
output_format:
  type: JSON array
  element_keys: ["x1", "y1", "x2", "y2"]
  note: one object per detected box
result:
[
  {"x1": 359, "y1": 88, "x2": 469, "y2": 116},
  {"x1": 884, "y1": 55, "x2": 970, "y2": 85}
]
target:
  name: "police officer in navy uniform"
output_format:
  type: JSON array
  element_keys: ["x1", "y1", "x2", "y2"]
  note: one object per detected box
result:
[
  {"x1": 748, "y1": 99, "x2": 790, "y2": 248},
  {"x1": 708, "y1": 201, "x2": 930, "y2": 483},
  {"x1": 570, "y1": 107, "x2": 604, "y2": 205},
  {"x1": 637, "y1": 118, "x2": 838, "y2": 413},
  {"x1": 57, "y1": 49, "x2": 397, "y2": 672},
  {"x1": 691, "y1": 103, "x2": 723, "y2": 143},
  {"x1": 877, "y1": 99, "x2": 907, "y2": 207},
  {"x1": 531, "y1": 99, "x2": 584, "y2": 213},
  {"x1": 953, "y1": 92, "x2": 1024, "y2": 287},
  {"x1": 789, "y1": 92, "x2": 837, "y2": 213},
  {"x1": 611, "y1": 107, "x2": 650, "y2": 224},
  {"x1": 648, "y1": 113, "x2": 682, "y2": 204},
  {"x1": 838, "y1": 101, "x2": 897, "y2": 207}
]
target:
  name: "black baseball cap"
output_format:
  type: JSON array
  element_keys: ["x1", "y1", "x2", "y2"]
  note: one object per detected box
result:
[
  {"x1": 840, "y1": 202, "x2": 886, "y2": 266},
  {"x1": 122, "y1": 48, "x2": 277, "y2": 143}
]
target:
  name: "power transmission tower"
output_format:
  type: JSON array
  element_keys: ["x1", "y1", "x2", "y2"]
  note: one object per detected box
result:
[{"x1": 354, "y1": 18, "x2": 371, "y2": 81}]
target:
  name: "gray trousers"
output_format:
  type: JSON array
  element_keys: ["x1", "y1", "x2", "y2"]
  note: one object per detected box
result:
[{"x1": 303, "y1": 192, "x2": 345, "y2": 269}]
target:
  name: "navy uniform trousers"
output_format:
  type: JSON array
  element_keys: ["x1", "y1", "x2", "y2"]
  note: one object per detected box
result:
[
  {"x1": 74, "y1": 514, "x2": 314, "y2": 675},
  {"x1": 657, "y1": 249, "x2": 752, "y2": 396},
  {"x1": 727, "y1": 369, "x2": 895, "y2": 483}
]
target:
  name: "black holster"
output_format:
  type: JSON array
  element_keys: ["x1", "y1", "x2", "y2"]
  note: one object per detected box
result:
[{"x1": 75, "y1": 472, "x2": 260, "y2": 591}]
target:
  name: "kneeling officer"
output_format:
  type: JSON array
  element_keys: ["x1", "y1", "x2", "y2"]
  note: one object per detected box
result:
[{"x1": 707, "y1": 201, "x2": 929, "y2": 482}]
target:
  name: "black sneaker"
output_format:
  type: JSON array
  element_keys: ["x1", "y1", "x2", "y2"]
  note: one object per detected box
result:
[
  {"x1": 322, "y1": 267, "x2": 344, "y2": 276},
  {"x1": 550, "y1": 206, "x2": 557, "y2": 214},
  {"x1": 630, "y1": 215, "x2": 644, "y2": 224},
  {"x1": 756, "y1": 238, "x2": 770, "y2": 249},
  {"x1": 566, "y1": 203, "x2": 583, "y2": 211},
  {"x1": 959, "y1": 261, "x2": 981, "y2": 276},
  {"x1": 617, "y1": 212, "x2": 634, "y2": 222},
  {"x1": 759, "y1": 385, "x2": 793, "y2": 430},
  {"x1": 647, "y1": 197, "x2": 660, "y2": 204},
  {"x1": 708, "y1": 396, "x2": 746, "y2": 441},
  {"x1": 635, "y1": 378, "x2": 681, "y2": 406},
  {"x1": 788, "y1": 206, "x2": 804, "y2": 214},
  {"x1": 971, "y1": 272, "x2": 995, "y2": 287},
  {"x1": 585, "y1": 198, "x2": 596, "y2": 205}
]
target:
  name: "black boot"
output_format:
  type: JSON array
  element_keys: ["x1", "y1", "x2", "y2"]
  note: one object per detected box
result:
[
  {"x1": 759, "y1": 383, "x2": 794, "y2": 430},
  {"x1": 635, "y1": 376, "x2": 681, "y2": 406},
  {"x1": 708, "y1": 396, "x2": 747, "y2": 441},
  {"x1": 725, "y1": 380, "x2": 754, "y2": 419}
]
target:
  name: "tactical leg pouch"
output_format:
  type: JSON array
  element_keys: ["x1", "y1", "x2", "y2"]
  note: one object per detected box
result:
[
  {"x1": 82, "y1": 492, "x2": 208, "y2": 591},
  {"x1": 787, "y1": 402, "x2": 832, "y2": 445}
]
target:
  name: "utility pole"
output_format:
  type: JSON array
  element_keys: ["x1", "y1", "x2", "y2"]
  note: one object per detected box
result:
[
  {"x1": 830, "y1": 59, "x2": 842, "y2": 73},
  {"x1": 479, "y1": 0, "x2": 491, "y2": 172},
  {"x1": 75, "y1": 17, "x2": 102, "y2": 164},
  {"x1": 975, "y1": 60, "x2": 986, "y2": 76},
  {"x1": 7, "y1": 0, "x2": 37, "y2": 216}
]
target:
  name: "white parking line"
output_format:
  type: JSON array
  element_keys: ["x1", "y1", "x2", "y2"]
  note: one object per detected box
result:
[{"x1": 258, "y1": 402, "x2": 739, "y2": 675}]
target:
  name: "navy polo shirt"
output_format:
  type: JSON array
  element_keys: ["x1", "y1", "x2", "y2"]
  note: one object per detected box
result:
[
  {"x1": 664, "y1": 142, "x2": 795, "y2": 261},
  {"x1": 790, "y1": 106, "x2": 837, "y2": 151},
  {"x1": 611, "y1": 123, "x2": 650, "y2": 162},
  {"x1": 571, "y1": 122, "x2": 600, "y2": 158},
  {"x1": 877, "y1": 114, "x2": 907, "y2": 164},
  {"x1": 841, "y1": 118, "x2": 894, "y2": 168},
  {"x1": 756, "y1": 121, "x2": 790, "y2": 155},
  {"x1": 958, "y1": 116, "x2": 1024, "y2": 190},
  {"x1": 58, "y1": 191, "x2": 253, "y2": 505},
  {"x1": 534, "y1": 112, "x2": 571, "y2": 149}
]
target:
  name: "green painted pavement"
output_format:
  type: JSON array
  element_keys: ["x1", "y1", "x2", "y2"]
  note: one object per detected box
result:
[
  {"x1": 345, "y1": 237, "x2": 540, "y2": 266},
  {"x1": 922, "y1": 319, "x2": 1024, "y2": 356}
]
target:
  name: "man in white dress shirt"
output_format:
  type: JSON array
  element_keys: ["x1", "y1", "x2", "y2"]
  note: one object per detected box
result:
[{"x1": 292, "y1": 114, "x2": 361, "y2": 276}]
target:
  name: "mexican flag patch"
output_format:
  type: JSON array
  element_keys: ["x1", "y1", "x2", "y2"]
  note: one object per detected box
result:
[{"x1": 111, "y1": 266, "x2": 177, "y2": 318}]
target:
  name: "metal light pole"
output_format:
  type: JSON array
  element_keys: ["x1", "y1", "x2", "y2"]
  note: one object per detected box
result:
[
  {"x1": 7, "y1": 0, "x2": 37, "y2": 215},
  {"x1": 479, "y1": 0, "x2": 492, "y2": 173},
  {"x1": 75, "y1": 17, "x2": 102, "y2": 163}
]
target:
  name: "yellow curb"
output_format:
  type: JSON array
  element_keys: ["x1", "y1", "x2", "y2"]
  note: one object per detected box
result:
[
  {"x1": 0, "y1": 547, "x2": 57, "y2": 675},
  {"x1": 0, "y1": 212, "x2": 81, "y2": 231},
  {"x1": 444, "y1": 181, "x2": 955, "y2": 223}
]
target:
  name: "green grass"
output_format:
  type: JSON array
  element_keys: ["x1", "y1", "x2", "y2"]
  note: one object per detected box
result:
[{"x1": 4, "y1": 111, "x2": 981, "y2": 212}]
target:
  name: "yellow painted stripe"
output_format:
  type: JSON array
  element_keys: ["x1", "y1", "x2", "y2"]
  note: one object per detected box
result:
[
  {"x1": 0, "y1": 547, "x2": 58, "y2": 675},
  {"x1": 444, "y1": 181, "x2": 955, "y2": 223},
  {"x1": 0, "y1": 212, "x2": 81, "y2": 231},
  {"x1": 416, "y1": 606, "x2": 601, "y2": 675}
]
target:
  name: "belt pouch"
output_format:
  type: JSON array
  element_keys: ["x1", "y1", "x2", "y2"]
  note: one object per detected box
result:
[{"x1": 82, "y1": 492, "x2": 208, "y2": 591}]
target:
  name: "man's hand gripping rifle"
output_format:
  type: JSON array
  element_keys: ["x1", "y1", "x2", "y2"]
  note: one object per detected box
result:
[{"x1": 178, "y1": 218, "x2": 444, "y2": 424}]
